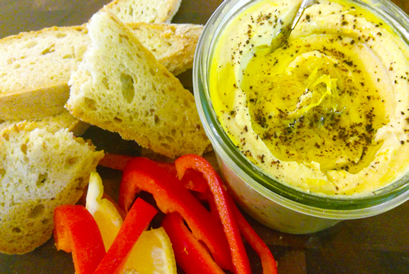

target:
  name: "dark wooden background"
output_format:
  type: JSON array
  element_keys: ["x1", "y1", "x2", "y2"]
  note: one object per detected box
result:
[{"x1": 0, "y1": 0, "x2": 409, "y2": 273}]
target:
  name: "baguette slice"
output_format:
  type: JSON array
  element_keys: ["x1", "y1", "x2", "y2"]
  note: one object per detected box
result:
[
  {"x1": 67, "y1": 10, "x2": 210, "y2": 159},
  {"x1": 0, "y1": 26, "x2": 89, "y2": 120},
  {"x1": 128, "y1": 22, "x2": 202, "y2": 75},
  {"x1": 0, "y1": 110, "x2": 90, "y2": 136},
  {"x1": 0, "y1": 23, "x2": 200, "y2": 120},
  {"x1": 105, "y1": 0, "x2": 181, "y2": 23},
  {"x1": 0, "y1": 122, "x2": 104, "y2": 254}
]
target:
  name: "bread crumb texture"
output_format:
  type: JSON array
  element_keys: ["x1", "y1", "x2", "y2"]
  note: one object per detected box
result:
[
  {"x1": 0, "y1": 26, "x2": 89, "y2": 96},
  {"x1": 0, "y1": 122, "x2": 104, "y2": 254},
  {"x1": 128, "y1": 22, "x2": 203, "y2": 75},
  {"x1": 67, "y1": 11, "x2": 211, "y2": 158},
  {"x1": 106, "y1": 0, "x2": 181, "y2": 23},
  {"x1": 0, "y1": 26, "x2": 90, "y2": 120}
]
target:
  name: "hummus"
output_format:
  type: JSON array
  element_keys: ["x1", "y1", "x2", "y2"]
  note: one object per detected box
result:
[{"x1": 210, "y1": 0, "x2": 409, "y2": 196}]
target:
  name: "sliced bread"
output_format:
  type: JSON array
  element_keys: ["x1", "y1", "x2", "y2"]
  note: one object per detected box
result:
[
  {"x1": 105, "y1": 0, "x2": 181, "y2": 23},
  {"x1": 127, "y1": 22, "x2": 202, "y2": 75},
  {"x1": 66, "y1": 10, "x2": 210, "y2": 159},
  {"x1": 0, "y1": 110, "x2": 90, "y2": 136},
  {"x1": 0, "y1": 23, "x2": 200, "y2": 120},
  {"x1": 0, "y1": 26, "x2": 89, "y2": 120},
  {"x1": 0, "y1": 122, "x2": 104, "y2": 254}
]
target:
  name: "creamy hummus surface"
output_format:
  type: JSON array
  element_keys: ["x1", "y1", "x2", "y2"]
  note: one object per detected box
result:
[{"x1": 210, "y1": 0, "x2": 409, "y2": 196}]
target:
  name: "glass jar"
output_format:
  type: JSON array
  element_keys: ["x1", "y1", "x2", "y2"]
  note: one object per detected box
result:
[{"x1": 193, "y1": 0, "x2": 409, "y2": 234}]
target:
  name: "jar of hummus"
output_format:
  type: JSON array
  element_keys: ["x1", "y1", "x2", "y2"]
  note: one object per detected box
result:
[{"x1": 194, "y1": 0, "x2": 409, "y2": 234}]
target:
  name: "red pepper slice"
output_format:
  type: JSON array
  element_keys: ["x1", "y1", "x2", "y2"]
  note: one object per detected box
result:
[
  {"x1": 230, "y1": 199, "x2": 278, "y2": 274},
  {"x1": 119, "y1": 157, "x2": 233, "y2": 271},
  {"x1": 162, "y1": 212, "x2": 224, "y2": 274},
  {"x1": 176, "y1": 155, "x2": 278, "y2": 274},
  {"x1": 159, "y1": 163, "x2": 209, "y2": 193},
  {"x1": 94, "y1": 198, "x2": 158, "y2": 273},
  {"x1": 98, "y1": 153, "x2": 134, "y2": 171},
  {"x1": 53, "y1": 205, "x2": 106, "y2": 274},
  {"x1": 207, "y1": 188, "x2": 277, "y2": 274},
  {"x1": 99, "y1": 153, "x2": 208, "y2": 193},
  {"x1": 175, "y1": 154, "x2": 252, "y2": 274}
]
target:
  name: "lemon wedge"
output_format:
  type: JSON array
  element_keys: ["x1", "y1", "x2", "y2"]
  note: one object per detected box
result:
[
  {"x1": 86, "y1": 171, "x2": 123, "y2": 251},
  {"x1": 120, "y1": 227, "x2": 177, "y2": 274},
  {"x1": 86, "y1": 172, "x2": 176, "y2": 273}
]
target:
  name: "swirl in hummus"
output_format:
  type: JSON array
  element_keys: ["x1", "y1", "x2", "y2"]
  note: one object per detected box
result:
[{"x1": 210, "y1": 0, "x2": 409, "y2": 196}]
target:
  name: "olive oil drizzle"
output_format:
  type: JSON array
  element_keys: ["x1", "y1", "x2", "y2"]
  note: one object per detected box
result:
[{"x1": 241, "y1": 36, "x2": 388, "y2": 174}]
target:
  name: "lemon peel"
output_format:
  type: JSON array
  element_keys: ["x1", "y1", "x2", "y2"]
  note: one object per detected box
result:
[{"x1": 85, "y1": 171, "x2": 123, "y2": 251}]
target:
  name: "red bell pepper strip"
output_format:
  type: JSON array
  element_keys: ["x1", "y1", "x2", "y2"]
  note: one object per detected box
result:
[
  {"x1": 99, "y1": 153, "x2": 208, "y2": 193},
  {"x1": 179, "y1": 168, "x2": 209, "y2": 193},
  {"x1": 94, "y1": 198, "x2": 157, "y2": 274},
  {"x1": 98, "y1": 153, "x2": 134, "y2": 171},
  {"x1": 53, "y1": 205, "x2": 106, "y2": 274},
  {"x1": 119, "y1": 157, "x2": 233, "y2": 271},
  {"x1": 230, "y1": 199, "x2": 278, "y2": 274},
  {"x1": 155, "y1": 162, "x2": 208, "y2": 193},
  {"x1": 157, "y1": 163, "x2": 208, "y2": 193},
  {"x1": 207, "y1": 188, "x2": 277, "y2": 274},
  {"x1": 175, "y1": 154, "x2": 252, "y2": 274},
  {"x1": 162, "y1": 212, "x2": 225, "y2": 274},
  {"x1": 176, "y1": 155, "x2": 278, "y2": 274}
]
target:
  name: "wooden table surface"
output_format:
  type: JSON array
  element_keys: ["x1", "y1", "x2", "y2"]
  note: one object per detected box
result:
[{"x1": 1, "y1": 0, "x2": 409, "y2": 273}]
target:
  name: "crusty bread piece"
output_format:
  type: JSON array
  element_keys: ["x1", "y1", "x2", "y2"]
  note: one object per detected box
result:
[
  {"x1": 128, "y1": 22, "x2": 202, "y2": 75},
  {"x1": 0, "y1": 23, "x2": 200, "y2": 120},
  {"x1": 67, "y1": 10, "x2": 210, "y2": 159},
  {"x1": 0, "y1": 110, "x2": 90, "y2": 136},
  {"x1": 105, "y1": 0, "x2": 181, "y2": 23},
  {"x1": 0, "y1": 122, "x2": 104, "y2": 254},
  {"x1": 0, "y1": 26, "x2": 89, "y2": 120}
]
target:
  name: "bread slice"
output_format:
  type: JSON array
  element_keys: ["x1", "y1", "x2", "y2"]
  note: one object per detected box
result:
[
  {"x1": 127, "y1": 22, "x2": 202, "y2": 75},
  {"x1": 0, "y1": 23, "x2": 200, "y2": 120},
  {"x1": 0, "y1": 122, "x2": 104, "y2": 254},
  {"x1": 0, "y1": 110, "x2": 90, "y2": 137},
  {"x1": 105, "y1": 0, "x2": 181, "y2": 23},
  {"x1": 66, "y1": 10, "x2": 210, "y2": 159},
  {"x1": 0, "y1": 26, "x2": 90, "y2": 120}
]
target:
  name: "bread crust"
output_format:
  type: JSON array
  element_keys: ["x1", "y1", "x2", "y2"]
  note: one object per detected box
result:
[
  {"x1": 0, "y1": 110, "x2": 90, "y2": 136},
  {"x1": 0, "y1": 84, "x2": 70, "y2": 120}
]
